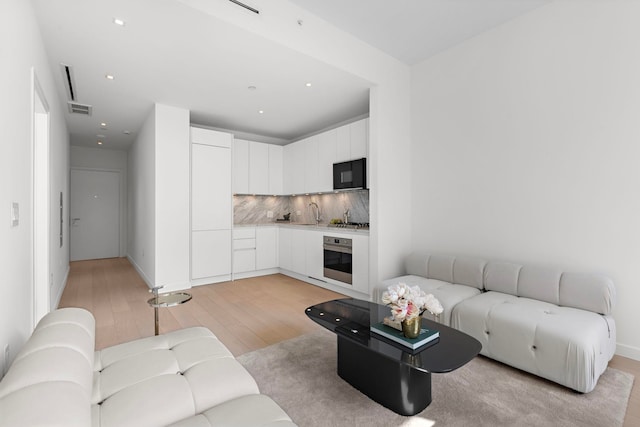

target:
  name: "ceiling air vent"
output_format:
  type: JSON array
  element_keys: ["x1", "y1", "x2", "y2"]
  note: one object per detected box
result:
[
  {"x1": 228, "y1": 0, "x2": 259, "y2": 14},
  {"x1": 60, "y1": 63, "x2": 77, "y2": 101},
  {"x1": 68, "y1": 102, "x2": 92, "y2": 116}
]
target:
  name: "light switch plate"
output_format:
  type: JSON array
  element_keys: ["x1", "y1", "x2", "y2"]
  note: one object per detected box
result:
[{"x1": 10, "y1": 202, "x2": 19, "y2": 227}]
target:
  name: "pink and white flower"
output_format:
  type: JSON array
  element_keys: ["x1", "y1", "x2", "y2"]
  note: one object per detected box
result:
[{"x1": 381, "y1": 282, "x2": 443, "y2": 322}]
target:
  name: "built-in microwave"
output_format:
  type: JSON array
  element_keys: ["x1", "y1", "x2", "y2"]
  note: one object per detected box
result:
[{"x1": 333, "y1": 158, "x2": 366, "y2": 190}]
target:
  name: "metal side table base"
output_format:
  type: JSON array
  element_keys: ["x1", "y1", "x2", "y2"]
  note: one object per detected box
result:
[{"x1": 147, "y1": 287, "x2": 192, "y2": 335}]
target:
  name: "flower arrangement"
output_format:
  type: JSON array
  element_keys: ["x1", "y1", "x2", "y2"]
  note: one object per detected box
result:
[{"x1": 381, "y1": 282, "x2": 443, "y2": 322}]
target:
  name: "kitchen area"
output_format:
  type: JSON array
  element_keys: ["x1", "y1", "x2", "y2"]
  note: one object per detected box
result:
[{"x1": 191, "y1": 116, "x2": 371, "y2": 299}]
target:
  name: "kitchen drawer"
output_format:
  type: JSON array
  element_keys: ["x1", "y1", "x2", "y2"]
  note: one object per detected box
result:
[
  {"x1": 233, "y1": 228, "x2": 256, "y2": 239},
  {"x1": 234, "y1": 248, "x2": 256, "y2": 273},
  {"x1": 233, "y1": 238, "x2": 256, "y2": 250}
]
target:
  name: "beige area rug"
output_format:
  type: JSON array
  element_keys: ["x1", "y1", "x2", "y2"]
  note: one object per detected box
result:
[{"x1": 237, "y1": 329, "x2": 633, "y2": 427}]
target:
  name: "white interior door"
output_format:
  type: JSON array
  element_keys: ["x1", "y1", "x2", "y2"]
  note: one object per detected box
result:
[{"x1": 70, "y1": 169, "x2": 120, "y2": 261}]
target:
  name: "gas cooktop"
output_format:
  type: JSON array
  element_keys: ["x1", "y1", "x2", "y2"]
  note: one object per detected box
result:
[{"x1": 327, "y1": 222, "x2": 370, "y2": 230}]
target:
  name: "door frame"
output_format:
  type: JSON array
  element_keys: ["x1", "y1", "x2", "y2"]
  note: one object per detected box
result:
[
  {"x1": 69, "y1": 167, "x2": 125, "y2": 260},
  {"x1": 32, "y1": 69, "x2": 50, "y2": 327}
]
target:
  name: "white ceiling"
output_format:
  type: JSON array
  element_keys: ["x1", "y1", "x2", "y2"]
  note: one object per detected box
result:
[
  {"x1": 31, "y1": 0, "x2": 549, "y2": 151},
  {"x1": 289, "y1": 0, "x2": 551, "y2": 65}
]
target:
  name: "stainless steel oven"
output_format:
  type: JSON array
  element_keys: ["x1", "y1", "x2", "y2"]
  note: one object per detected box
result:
[{"x1": 323, "y1": 236, "x2": 352, "y2": 285}]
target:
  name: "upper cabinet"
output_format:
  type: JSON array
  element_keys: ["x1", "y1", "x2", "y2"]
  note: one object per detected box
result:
[
  {"x1": 233, "y1": 139, "x2": 249, "y2": 194},
  {"x1": 283, "y1": 117, "x2": 369, "y2": 195},
  {"x1": 233, "y1": 139, "x2": 284, "y2": 195},
  {"x1": 248, "y1": 141, "x2": 269, "y2": 195},
  {"x1": 284, "y1": 140, "x2": 305, "y2": 195},
  {"x1": 268, "y1": 145, "x2": 283, "y2": 195},
  {"x1": 349, "y1": 118, "x2": 368, "y2": 160},
  {"x1": 191, "y1": 127, "x2": 232, "y2": 148}
]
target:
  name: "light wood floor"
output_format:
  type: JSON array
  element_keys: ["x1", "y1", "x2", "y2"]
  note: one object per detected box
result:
[{"x1": 59, "y1": 258, "x2": 639, "y2": 426}]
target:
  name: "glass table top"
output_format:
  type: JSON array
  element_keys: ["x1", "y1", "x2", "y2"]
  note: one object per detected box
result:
[
  {"x1": 305, "y1": 298, "x2": 482, "y2": 373},
  {"x1": 147, "y1": 292, "x2": 192, "y2": 308}
]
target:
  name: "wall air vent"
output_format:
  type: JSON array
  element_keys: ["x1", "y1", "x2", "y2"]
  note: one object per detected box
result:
[
  {"x1": 60, "y1": 63, "x2": 77, "y2": 101},
  {"x1": 228, "y1": 0, "x2": 259, "y2": 14},
  {"x1": 68, "y1": 102, "x2": 92, "y2": 116}
]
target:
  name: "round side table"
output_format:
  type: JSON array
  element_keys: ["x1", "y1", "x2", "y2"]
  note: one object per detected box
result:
[{"x1": 147, "y1": 287, "x2": 192, "y2": 335}]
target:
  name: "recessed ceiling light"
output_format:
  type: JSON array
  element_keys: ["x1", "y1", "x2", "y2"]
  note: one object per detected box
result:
[
  {"x1": 97, "y1": 141, "x2": 103, "y2": 145},
  {"x1": 306, "y1": 82, "x2": 312, "y2": 87},
  {"x1": 113, "y1": 18, "x2": 125, "y2": 26},
  {"x1": 258, "y1": 110, "x2": 264, "y2": 114},
  {"x1": 105, "y1": 74, "x2": 114, "y2": 80},
  {"x1": 123, "y1": 130, "x2": 131, "y2": 135},
  {"x1": 100, "y1": 122, "x2": 107, "y2": 127}
]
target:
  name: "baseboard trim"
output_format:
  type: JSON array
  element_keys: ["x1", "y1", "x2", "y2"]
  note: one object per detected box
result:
[
  {"x1": 126, "y1": 255, "x2": 153, "y2": 289},
  {"x1": 52, "y1": 265, "x2": 70, "y2": 309},
  {"x1": 616, "y1": 343, "x2": 640, "y2": 361},
  {"x1": 232, "y1": 268, "x2": 280, "y2": 281},
  {"x1": 279, "y1": 269, "x2": 370, "y2": 300},
  {"x1": 191, "y1": 275, "x2": 232, "y2": 287}
]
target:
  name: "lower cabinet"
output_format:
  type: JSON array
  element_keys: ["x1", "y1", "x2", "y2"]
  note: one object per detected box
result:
[
  {"x1": 276, "y1": 226, "x2": 369, "y2": 295},
  {"x1": 278, "y1": 228, "x2": 292, "y2": 271},
  {"x1": 256, "y1": 227, "x2": 278, "y2": 270},
  {"x1": 305, "y1": 231, "x2": 324, "y2": 281},
  {"x1": 192, "y1": 230, "x2": 231, "y2": 279},
  {"x1": 290, "y1": 229, "x2": 306, "y2": 275},
  {"x1": 351, "y1": 234, "x2": 369, "y2": 294},
  {"x1": 233, "y1": 228, "x2": 256, "y2": 274},
  {"x1": 233, "y1": 226, "x2": 279, "y2": 275}
]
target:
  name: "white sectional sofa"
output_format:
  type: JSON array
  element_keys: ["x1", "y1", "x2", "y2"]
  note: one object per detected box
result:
[
  {"x1": 380, "y1": 253, "x2": 617, "y2": 393},
  {"x1": 0, "y1": 307, "x2": 296, "y2": 427}
]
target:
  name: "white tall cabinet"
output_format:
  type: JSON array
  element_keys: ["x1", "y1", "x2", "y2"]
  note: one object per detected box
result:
[{"x1": 191, "y1": 127, "x2": 232, "y2": 282}]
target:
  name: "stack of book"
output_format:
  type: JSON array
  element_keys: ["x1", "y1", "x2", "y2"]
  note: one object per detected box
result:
[{"x1": 370, "y1": 321, "x2": 439, "y2": 350}]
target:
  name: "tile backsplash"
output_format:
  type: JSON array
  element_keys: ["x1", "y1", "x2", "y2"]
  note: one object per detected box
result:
[{"x1": 234, "y1": 190, "x2": 369, "y2": 225}]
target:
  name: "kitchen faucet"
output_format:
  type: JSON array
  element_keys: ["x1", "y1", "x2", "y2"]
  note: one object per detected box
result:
[{"x1": 309, "y1": 202, "x2": 321, "y2": 225}]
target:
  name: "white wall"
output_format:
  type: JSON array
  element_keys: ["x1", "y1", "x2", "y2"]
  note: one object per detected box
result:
[
  {"x1": 411, "y1": 1, "x2": 640, "y2": 360},
  {"x1": 127, "y1": 107, "x2": 156, "y2": 286},
  {"x1": 0, "y1": 0, "x2": 69, "y2": 371},
  {"x1": 70, "y1": 146, "x2": 128, "y2": 257},
  {"x1": 127, "y1": 104, "x2": 190, "y2": 291},
  {"x1": 178, "y1": 0, "x2": 412, "y2": 289},
  {"x1": 154, "y1": 104, "x2": 190, "y2": 291}
]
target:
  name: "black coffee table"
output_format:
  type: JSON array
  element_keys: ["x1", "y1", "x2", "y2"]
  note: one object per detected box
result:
[{"x1": 305, "y1": 298, "x2": 481, "y2": 416}]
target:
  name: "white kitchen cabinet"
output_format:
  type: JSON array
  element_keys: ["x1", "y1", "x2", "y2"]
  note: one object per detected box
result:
[
  {"x1": 191, "y1": 127, "x2": 232, "y2": 148},
  {"x1": 351, "y1": 233, "x2": 369, "y2": 294},
  {"x1": 305, "y1": 231, "x2": 324, "y2": 281},
  {"x1": 192, "y1": 143, "x2": 231, "y2": 231},
  {"x1": 334, "y1": 119, "x2": 368, "y2": 163},
  {"x1": 318, "y1": 128, "x2": 337, "y2": 191},
  {"x1": 278, "y1": 227, "x2": 292, "y2": 271},
  {"x1": 192, "y1": 229, "x2": 231, "y2": 279},
  {"x1": 350, "y1": 118, "x2": 368, "y2": 160},
  {"x1": 304, "y1": 135, "x2": 320, "y2": 193},
  {"x1": 233, "y1": 227, "x2": 256, "y2": 274},
  {"x1": 191, "y1": 127, "x2": 232, "y2": 281},
  {"x1": 336, "y1": 125, "x2": 351, "y2": 163},
  {"x1": 284, "y1": 141, "x2": 305, "y2": 195},
  {"x1": 249, "y1": 141, "x2": 269, "y2": 195},
  {"x1": 233, "y1": 250, "x2": 255, "y2": 273},
  {"x1": 290, "y1": 228, "x2": 307, "y2": 275},
  {"x1": 268, "y1": 145, "x2": 283, "y2": 195},
  {"x1": 256, "y1": 227, "x2": 278, "y2": 270},
  {"x1": 233, "y1": 139, "x2": 249, "y2": 194}
]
